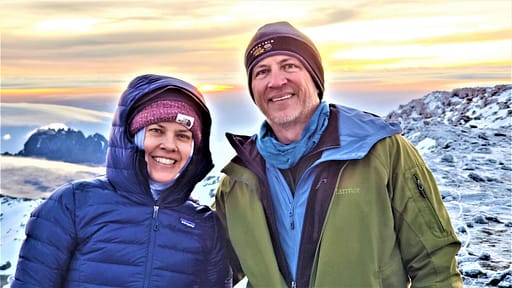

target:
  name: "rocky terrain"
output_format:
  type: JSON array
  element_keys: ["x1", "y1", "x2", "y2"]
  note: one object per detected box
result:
[{"x1": 387, "y1": 84, "x2": 511, "y2": 287}]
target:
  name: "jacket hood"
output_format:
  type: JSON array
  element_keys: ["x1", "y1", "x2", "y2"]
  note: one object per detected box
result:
[
  {"x1": 320, "y1": 104, "x2": 402, "y2": 161},
  {"x1": 106, "y1": 74, "x2": 214, "y2": 206}
]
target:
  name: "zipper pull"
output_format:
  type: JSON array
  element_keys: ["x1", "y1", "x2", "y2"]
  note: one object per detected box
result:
[
  {"x1": 413, "y1": 174, "x2": 427, "y2": 198},
  {"x1": 289, "y1": 207, "x2": 295, "y2": 230},
  {"x1": 315, "y1": 178, "x2": 327, "y2": 190},
  {"x1": 291, "y1": 281, "x2": 297, "y2": 288},
  {"x1": 153, "y1": 206, "x2": 160, "y2": 231}
]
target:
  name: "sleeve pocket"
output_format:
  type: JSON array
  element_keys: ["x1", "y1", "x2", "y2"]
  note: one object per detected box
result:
[{"x1": 407, "y1": 169, "x2": 453, "y2": 238}]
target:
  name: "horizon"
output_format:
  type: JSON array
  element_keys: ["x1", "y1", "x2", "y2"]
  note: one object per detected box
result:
[
  {"x1": 2, "y1": 84, "x2": 509, "y2": 174},
  {"x1": 3, "y1": 83, "x2": 509, "y2": 157}
]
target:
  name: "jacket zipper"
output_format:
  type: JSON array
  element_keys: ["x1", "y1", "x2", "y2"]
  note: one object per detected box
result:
[
  {"x1": 143, "y1": 205, "x2": 160, "y2": 288},
  {"x1": 289, "y1": 176, "x2": 327, "y2": 231},
  {"x1": 153, "y1": 205, "x2": 160, "y2": 231},
  {"x1": 275, "y1": 173, "x2": 296, "y2": 231},
  {"x1": 289, "y1": 206, "x2": 295, "y2": 230},
  {"x1": 413, "y1": 174, "x2": 446, "y2": 232},
  {"x1": 308, "y1": 162, "x2": 350, "y2": 287}
]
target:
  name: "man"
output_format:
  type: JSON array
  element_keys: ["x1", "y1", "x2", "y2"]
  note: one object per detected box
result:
[{"x1": 214, "y1": 21, "x2": 462, "y2": 287}]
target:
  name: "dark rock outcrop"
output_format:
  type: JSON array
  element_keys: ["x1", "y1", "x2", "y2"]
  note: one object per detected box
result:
[{"x1": 18, "y1": 128, "x2": 107, "y2": 165}]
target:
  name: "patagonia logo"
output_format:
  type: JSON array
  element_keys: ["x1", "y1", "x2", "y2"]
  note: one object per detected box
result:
[
  {"x1": 180, "y1": 218, "x2": 196, "y2": 228},
  {"x1": 335, "y1": 187, "x2": 361, "y2": 195}
]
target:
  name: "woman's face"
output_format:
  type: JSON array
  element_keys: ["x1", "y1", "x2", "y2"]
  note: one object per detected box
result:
[{"x1": 143, "y1": 122, "x2": 193, "y2": 183}]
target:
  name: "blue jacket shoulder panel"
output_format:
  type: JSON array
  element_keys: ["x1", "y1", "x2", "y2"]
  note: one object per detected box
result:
[{"x1": 321, "y1": 104, "x2": 402, "y2": 161}]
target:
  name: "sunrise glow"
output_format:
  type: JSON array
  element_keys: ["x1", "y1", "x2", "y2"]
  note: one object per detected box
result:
[
  {"x1": 2, "y1": 87, "x2": 119, "y2": 98},
  {"x1": 197, "y1": 84, "x2": 235, "y2": 93},
  {"x1": 0, "y1": 0, "x2": 509, "y2": 102},
  {"x1": 35, "y1": 18, "x2": 103, "y2": 33}
]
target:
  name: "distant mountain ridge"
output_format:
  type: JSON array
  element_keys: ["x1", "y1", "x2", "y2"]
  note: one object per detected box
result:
[
  {"x1": 12, "y1": 128, "x2": 108, "y2": 165},
  {"x1": 386, "y1": 84, "x2": 511, "y2": 134}
]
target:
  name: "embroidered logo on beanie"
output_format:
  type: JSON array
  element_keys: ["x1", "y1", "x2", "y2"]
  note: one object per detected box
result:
[{"x1": 249, "y1": 39, "x2": 275, "y2": 58}]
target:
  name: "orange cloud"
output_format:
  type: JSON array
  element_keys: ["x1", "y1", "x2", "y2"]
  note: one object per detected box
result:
[
  {"x1": 2, "y1": 87, "x2": 118, "y2": 98},
  {"x1": 196, "y1": 84, "x2": 235, "y2": 93},
  {"x1": 409, "y1": 28, "x2": 512, "y2": 46}
]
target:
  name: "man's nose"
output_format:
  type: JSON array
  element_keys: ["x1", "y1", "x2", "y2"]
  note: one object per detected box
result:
[{"x1": 268, "y1": 70, "x2": 287, "y2": 88}]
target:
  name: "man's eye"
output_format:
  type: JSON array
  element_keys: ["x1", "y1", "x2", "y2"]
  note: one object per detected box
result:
[
  {"x1": 284, "y1": 63, "x2": 297, "y2": 70},
  {"x1": 254, "y1": 69, "x2": 268, "y2": 78}
]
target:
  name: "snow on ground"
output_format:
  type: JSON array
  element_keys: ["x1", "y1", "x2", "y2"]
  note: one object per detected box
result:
[{"x1": 1, "y1": 197, "x2": 43, "y2": 281}]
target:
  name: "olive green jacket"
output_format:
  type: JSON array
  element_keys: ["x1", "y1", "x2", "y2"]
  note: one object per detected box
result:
[{"x1": 215, "y1": 105, "x2": 462, "y2": 288}]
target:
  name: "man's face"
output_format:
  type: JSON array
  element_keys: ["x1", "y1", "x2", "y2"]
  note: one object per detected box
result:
[{"x1": 251, "y1": 54, "x2": 319, "y2": 128}]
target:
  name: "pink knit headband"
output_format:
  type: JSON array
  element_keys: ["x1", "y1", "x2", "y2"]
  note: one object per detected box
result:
[{"x1": 129, "y1": 100, "x2": 201, "y2": 142}]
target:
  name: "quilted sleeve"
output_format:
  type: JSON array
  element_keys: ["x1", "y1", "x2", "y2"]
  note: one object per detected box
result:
[
  {"x1": 205, "y1": 211, "x2": 233, "y2": 287},
  {"x1": 11, "y1": 183, "x2": 77, "y2": 288}
]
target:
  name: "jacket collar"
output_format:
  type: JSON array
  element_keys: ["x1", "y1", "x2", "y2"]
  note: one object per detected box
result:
[{"x1": 225, "y1": 105, "x2": 340, "y2": 167}]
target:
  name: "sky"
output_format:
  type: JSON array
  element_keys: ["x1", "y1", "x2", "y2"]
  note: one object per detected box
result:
[{"x1": 0, "y1": 0, "x2": 511, "y2": 152}]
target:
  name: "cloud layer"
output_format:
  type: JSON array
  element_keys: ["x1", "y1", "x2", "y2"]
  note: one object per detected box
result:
[
  {"x1": 1, "y1": 103, "x2": 113, "y2": 127},
  {"x1": 1, "y1": 0, "x2": 510, "y2": 95}
]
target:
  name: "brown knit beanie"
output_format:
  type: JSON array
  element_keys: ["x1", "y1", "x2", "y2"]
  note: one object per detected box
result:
[
  {"x1": 245, "y1": 21, "x2": 324, "y2": 100},
  {"x1": 129, "y1": 91, "x2": 202, "y2": 142}
]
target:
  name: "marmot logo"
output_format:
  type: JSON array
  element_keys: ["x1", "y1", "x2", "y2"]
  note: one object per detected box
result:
[{"x1": 335, "y1": 187, "x2": 360, "y2": 195}]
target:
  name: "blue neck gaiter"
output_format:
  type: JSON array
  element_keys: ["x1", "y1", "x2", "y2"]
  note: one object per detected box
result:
[{"x1": 256, "y1": 102, "x2": 329, "y2": 169}]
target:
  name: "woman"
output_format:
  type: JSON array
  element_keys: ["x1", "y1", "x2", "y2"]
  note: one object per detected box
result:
[{"x1": 11, "y1": 74, "x2": 231, "y2": 287}]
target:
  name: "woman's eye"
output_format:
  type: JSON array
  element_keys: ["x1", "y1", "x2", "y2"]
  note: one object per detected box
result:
[
  {"x1": 147, "y1": 127, "x2": 164, "y2": 135},
  {"x1": 177, "y1": 133, "x2": 192, "y2": 140}
]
